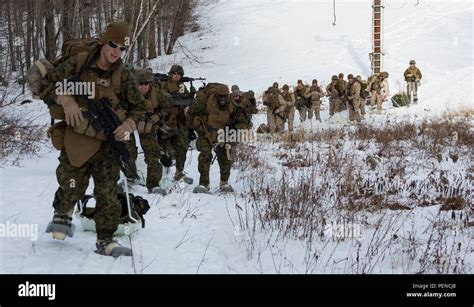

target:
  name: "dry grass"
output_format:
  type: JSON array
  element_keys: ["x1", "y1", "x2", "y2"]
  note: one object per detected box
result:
[{"x1": 232, "y1": 115, "x2": 473, "y2": 273}]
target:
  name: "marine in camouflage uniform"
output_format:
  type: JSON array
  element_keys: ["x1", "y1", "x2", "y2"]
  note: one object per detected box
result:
[
  {"x1": 41, "y1": 22, "x2": 146, "y2": 255},
  {"x1": 338, "y1": 73, "x2": 349, "y2": 111},
  {"x1": 262, "y1": 83, "x2": 285, "y2": 134},
  {"x1": 280, "y1": 84, "x2": 295, "y2": 132},
  {"x1": 158, "y1": 65, "x2": 193, "y2": 184},
  {"x1": 304, "y1": 79, "x2": 324, "y2": 122},
  {"x1": 186, "y1": 84, "x2": 245, "y2": 193},
  {"x1": 347, "y1": 74, "x2": 362, "y2": 123},
  {"x1": 356, "y1": 75, "x2": 367, "y2": 116},
  {"x1": 404, "y1": 60, "x2": 422, "y2": 104},
  {"x1": 230, "y1": 85, "x2": 258, "y2": 130},
  {"x1": 326, "y1": 75, "x2": 344, "y2": 116},
  {"x1": 294, "y1": 80, "x2": 309, "y2": 122},
  {"x1": 369, "y1": 73, "x2": 384, "y2": 112},
  {"x1": 124, "y1": 68, "x2": 171, "y2": 194}
]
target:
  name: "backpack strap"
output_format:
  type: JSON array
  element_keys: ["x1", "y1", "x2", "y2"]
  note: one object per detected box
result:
[
  {"x1": 75, "y1": 51, "x2": 90, "y2": 75},
  {"x1": 111, "y1": 64, "x2": 124, "y2": 96}
]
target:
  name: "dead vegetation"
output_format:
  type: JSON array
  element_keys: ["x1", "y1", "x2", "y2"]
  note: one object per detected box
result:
[{"x1": 232, "y1": 115, "x2": 473, "y2": 273}]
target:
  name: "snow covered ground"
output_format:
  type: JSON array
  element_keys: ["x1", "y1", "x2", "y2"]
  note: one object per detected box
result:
[{"x1": 0, "y1": 0, "x2": 472, "y2": 274}]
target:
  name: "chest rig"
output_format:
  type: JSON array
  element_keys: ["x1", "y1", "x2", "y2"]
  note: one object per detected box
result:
[{"x1": 72, "y1": 52, "x2": 126, "y2": 138}]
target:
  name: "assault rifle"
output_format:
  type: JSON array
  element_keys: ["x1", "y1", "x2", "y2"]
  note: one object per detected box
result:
[
  {"x1": 154, "y1": 73, "x2": 206, "y2": 107},
  {"x1": 82, "y1": 97, "x2": 131, "y2": 172}
]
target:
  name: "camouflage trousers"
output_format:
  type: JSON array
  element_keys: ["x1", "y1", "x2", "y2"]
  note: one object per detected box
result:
[
  {"x1": 196, "y1": 137, "x2": 232, "y2": 186},
  {"x1": 307, "y1": 101, "x2": 322, "y2": 121},
  {"x1": 53, "y1": 144, "x2": 120, "y2": 240},
  {"x1": 125, "y1": 132, "x2": 162, "y2": 190},
  {"x1": 158, "y1": 130, "x2": 189, "y2": 174},
  {"x1": 370, "y1": 92, "x2": 383, "y2": 112},
  {"x1": 407, "y1": 81, "x2": 419, "y2": 103},
  {"x1": 267, "y1": 109, "x2": 281, "y2": 134},
  {"x1": 297, "y1": 105, "x2": 308, "y2": 122},
  {"x1": 274, "y1": 112, "x2": 286, "y2": 132},
  {"x1": 348, "y1": 98, "x2": 362, "y2": 123},
  {"x1": 283, "y1": 107, "x2": 295, "y2": 132},
  {"x1": 329, "y1": 97, "x2": 343, "y2": 116},
  {"x1": 360, "y1": 98, "x2": 366, "y2": 115}
]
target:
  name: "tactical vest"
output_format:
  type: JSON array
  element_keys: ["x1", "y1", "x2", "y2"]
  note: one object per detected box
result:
[
  {"x1": 295, "y1": 86, "x2": 306, "y2": 98},
  {"x1": 309, "y1": 86, "x2": 322, "y2": 101},
  {"x1": 281, "y1": 92, "x2": 294, "y2": 112},
  {"x1": 295, "y1": 86, "x2": 307, "y2": 107},
  {"x1": 137, "y1": 87, "x2": 159, "y2": 134},
  {"x1": 371, "y1": 80, "x2": 382, "y2": 94},
  {"x1": 144, "y1": 87, "x2": 159, "y2": 112},
  {"x1": 72, "y1": 53, "x2": 125, "y2": 139},
  {"x1": 205, "y1": 95, "x2": 235, "y2": 142},
  {"x1": 270, "y1": 93, "x2": 280, "y2": 110},
  {"x1": 328, "y1": 82, "x2": 340, "y2": 98},
  {"x1": 161, "y1": 80, "x2": 187, "y2": 130},
  {"x1": 405, "y1": 67, "x2": 421, "y2": 81}
]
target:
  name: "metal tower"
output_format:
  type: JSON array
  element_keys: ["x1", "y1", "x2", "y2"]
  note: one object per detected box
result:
[{"x1": 370, "y1": 0, "x2": 384, "y2": 74}]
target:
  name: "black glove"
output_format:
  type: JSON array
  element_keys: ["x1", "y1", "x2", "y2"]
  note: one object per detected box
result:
[{"x1": 188, "y1": 129, "x2": 197, "y2": 141}]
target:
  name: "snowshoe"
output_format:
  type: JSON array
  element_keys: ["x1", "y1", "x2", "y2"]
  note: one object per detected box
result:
[
  {"x1": 46, "y1": 213, "x2": 76, "y2": 240},
  {"x1": 220, "y1": 182, "x2": 234, "y2": 193},
  {"x1": 128, "y1": 176, "x2": 146, "y2": 187},
  {"x1": 149, "y1": 186, "x2": 167, "y2": 196},
  {"x1": 193, "y1": 185, "x2": 210, "y2": 194},
  {"x1": 95, "y1": 239, "x2": 132, "y2": 258},
  {"x1": 175, "y1": 172, "x2": 194, "y2": 185}
]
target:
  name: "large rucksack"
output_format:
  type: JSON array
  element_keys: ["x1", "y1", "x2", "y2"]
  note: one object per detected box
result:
[
  {"x1": 242, "y1": 90, "x2": 257, "y2": 107},
  {"x1": 27, "y1": 38, "x2": 101, "y2": 100},
  {"x1": 359, "y1": 80, "x2": 370, "y2": 99},
  {"x1": 195, "y1": 82, "x2": 226, "y2": 105}
]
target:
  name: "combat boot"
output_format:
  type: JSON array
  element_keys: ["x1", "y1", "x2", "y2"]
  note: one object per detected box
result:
[
  {"x1": 175, "y1": 171, "x2": 193, "y2": 185},
  {"x1": 149, "y1": 186, "x2": 167, "y2": 196},
  {"x1": 193, "y1": 185, "x2": 210, "y2": 194},
  {"x1": 220, "y1": 181, "x2": 234, "y2": 193},
  {"x1": 46, "y1": 211, "x2": 76, "y2": 241},
  {"x1": 95, "y1": 239, "x2": 132, "y2": 257}
]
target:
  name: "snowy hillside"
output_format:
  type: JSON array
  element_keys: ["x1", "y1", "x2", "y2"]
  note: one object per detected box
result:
[
  {"x1": 155, "y1": 0, "x2": 473, "y2": 114},
  {"x1": 0, "y1": 0, "x2": 472, "y2": 274}
]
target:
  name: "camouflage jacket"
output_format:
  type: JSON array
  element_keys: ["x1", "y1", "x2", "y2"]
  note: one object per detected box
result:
[
  {"x1": 404, "y1": 67, "x2": 422, "y2": 82},
  {"x1": 326, "y1": 81, "x2": 344, "y2": 98},
  {"x1": 231, "y1": 93, "x2": 257, "y2": 129},
  {"x1": 186, "y1": 94, "x2": 244, "y2": 143},
  {"x1": 304, "y1": 85, "x2": 324, "y2": 101},
  {"x1": 348, "y1": 81, "x2": 361, "y2": 101},
  {"x1": 294, "y1": 85, "x2": 308, "y2": 106},
  {"x1": 145, "y1": 86, "x2": 171, "y2": 119},
  {"x1": 44, "y1": 50, "x2": 146, "y2": 125},
  {"x1": 159, "y1": 80, "x2": 190, "y2": 131}
]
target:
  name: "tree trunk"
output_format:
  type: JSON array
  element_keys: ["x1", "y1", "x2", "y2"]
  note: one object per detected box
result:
[
  {"x1": 25, "y1": 0, "x2": 34, "y2": 69},
  {"x1": 44, "y1": 0, "x2": 56, "y2": 61},
  {"x1": 147, "y1": 0, "x2": 157, "y2": 60},
  {"x1": 61, "y1": 0, "x2": 75, "y2": 42},
  {"x1": 157, "y1": 6, "x2": 162, "y2": 56},
  {"x1": 82, "y1": 0, "x2": 91, "y2": 38},
  {"x1": 6, "y1": 0, "x2": 17, "y2": 71}
]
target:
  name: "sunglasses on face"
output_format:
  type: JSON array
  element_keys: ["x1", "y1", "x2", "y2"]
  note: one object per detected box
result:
[
  {"x1": 139, "y1": 81, "x2": 150, "y2": 86},
  {"x1": 108, "y1": 41, "x2": 127, "y2": 52}
]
